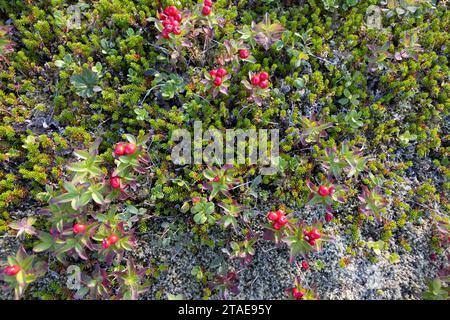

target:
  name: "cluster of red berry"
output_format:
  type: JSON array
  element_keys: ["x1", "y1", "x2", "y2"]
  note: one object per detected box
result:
[
  {"x1": 102, "y1": 234, "x2": 119, "y2": 249},
  {"x1": 3, "y1": 265, "x2": 21, "y2": 276},
  {"x1": 159, "y1": 6, "x2": 182, "y2": 38},
  {"x1": 114, "y1": 142, "x2": 137, "y2": 157},
  {"x1": 251, "y1": 71, "x2": 270, "y2": 89},
  {"x1": 303, "y1": 228, "x2": 321, "y2": 246},
  {"x1": 201, "y1": 0, "x2": 213, "y2": 16},
  {"x1": 267, "y1": 209, "x2": 288, "y2": 230},
  {"x1": 292, "y1": 287, "x2": 305, "y2": 300},
  {"x1": 73, "y1": 224, "x2": 119, "y2": 249},
  {"x1": 209, "y1": 68, "x2": 227, "y2": 87},
  {"x1": 110, "y1": 142, "x2": 138, "y2": 189},
  {"x1": 239, "y1": 49, "x2": 250, "y2": 59}
]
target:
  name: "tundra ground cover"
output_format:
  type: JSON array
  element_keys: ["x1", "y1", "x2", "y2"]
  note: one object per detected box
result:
[{"x1": 0, "y1": 0, "x2": 449, "y2": 300}]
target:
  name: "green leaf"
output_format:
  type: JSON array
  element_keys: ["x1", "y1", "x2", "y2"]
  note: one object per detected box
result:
[{"x1": 70, "y1": 68, "x2": 101, "y2": 98}]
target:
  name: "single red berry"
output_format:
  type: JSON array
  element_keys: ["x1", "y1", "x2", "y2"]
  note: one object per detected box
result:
[
  {"x1": 164, "y1": 6, "x2": 178, "y2": 16},
  {"x1": 301, "y1": 261, "x2": 310, "y2": 270},
  {"x1": 164, "y1": 23, "x2": 174, "y2": 32},
  {"x1": 309, "y1": 239, "x2": 316, "y2": 246},
  {"x1": 273, "y1": 222, "x2": 282, "y2": 230},
  {"x1": 114, "y1": 143, "x2": 126, "y2": 156},
  {"x1": 213, "y1": 175, "x2": 220, "y2": 182},
  {"x1": 209, "y1": 69, "x2": 218, "y2": 77},
  {"x1": 108, "y1": 234, "x2": 119, "y2": 245},
  {"x1": 318, "y1": 185, "x2": 330, "y2": 197},
  {"x1": 430, "y1": 253, "x2": 437, "y2": 261},
  {"x1": 239, "y1": 49, "x2": 250, "y2": 59},
  {"x1": 259, "y1": 71, "x2": 269, "y2": 80},
  {"x1": 267, "y1": 211, "x2": 279, "y2": 221},
  {"x1": 204, "y1": 0, "x2": 213, "y2": 6},
  {"x1": 213, "y1": 77, "x2": 222, "y2": 86},
  {"x1": 292, "y1": 288, "x2": 304, "y2": 300},
  {"x1": 278, "y1": 215, "x2": 288, "y2": 226},
  {"x1": 102, "y1": 238, "x2": 111, "y2": 249},
  {"x1": 173, "y1": 26, "x2": 182, "y2": 35},
  {"x1": 192, "y1": 196, "x2": 201, "y2": 204},
  {"x1": 73, "y1": 223, "x2": 87, "y2": 234},
  {"x1": 216, "y1": 68, "x2": 227, "y2": 77},
  {"x1": 159, "y1": 12, "x2": 168, "y2": 21},
  {"x1": 259, "y1": 80, "x2": 269, "y2": 89},
  {"x1": 162, "y1": 19, "x2": 170, "y2": 27},
  {"x1": 110, "y1": 176, "x2": 121, "y2": 189},
  {"x1": 4, "y1": 265, "x2": 21, "y2": 276},
  {"x1": 276, "y1": 209, "x2": 285, "y2": 216},
  {"x1": 251, "y1": 75, "x2": 261, "y2": 86},
  {"x1": 202, "y1": 6, "x2": 212, "y2": 16},
  {"x1": 174, "y1": 12, "x2": 182, "y2": 22},
  {"x1": 309, "y1": 228, "x2": 321, "y2": 240},
  {"x1": 161, "y1": 29, "x2": 170, "y2": 39},
  {"x1": 303, "y1": 229, "x2": 310, "y2": 236},
  {"x1": 325, "y1": 212, "x2": 333, "y2": 222},
  {"x1": 124, "y1": 143, "x2": 137, "y2": 155}
]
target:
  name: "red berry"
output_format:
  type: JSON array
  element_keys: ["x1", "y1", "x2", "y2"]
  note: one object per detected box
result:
[
  {"x1": 216, "y1": 68, "x2": 227, "y2": 77},
  {"x1": 325, "y1": 212, "x2": 333, "y2": 222},
  {"x1": 161, "y1": 29, "x2": 170, "y2": 39},
  {"x1": 301, "y1": 261, "x2": 310, "y2": 270},
  {"x1": 318, "y1": 185, "x2": 330, "y2": 197},
  {"x1": 267, "y1": 211, "x2": 279, "y2": 221},
  {"x1": 114, "y1": 143, "x2": 126, "y2": 156},
  {"x1": 159, "y1": 12, "x2": 168, "y2": 21},
  {"x1": 108, "y1": 234, "x2": 119, "y2": 245},
  {"x1": 174, "y1": 12, "x2": 182, "y2": 22},
  {"x1": 124, "y1": 143, "x2": 137, "y2": 155},
  {"x1": 259, "y1": 80, "x2": 269, "y2": 89},
  {"x1": 273, "y1": 222, "x2": 282, "y2": 230},
  {"x1": 173, "y1": 26, "x2": 182, "y2": 35},
  {"x1": 110, "y1": 176, "x2": 121, "y2": 189},
  {"x1": 259, "y1": 71, "x2": 269, "y2": 80},
  {"x1": 209, "y1": 69, "x2": 217, "y2": 77},
  {"x1": 213, "y1": 175, "x2": 220, "y2": 182},
  {"x1": 102, "y1": 238, "x2": 111, "y2": 249},
  {"x1": 430, "y1": 253, "x2": 437, "y2": 261},
  {"x1": 192, "y1": 196, "x2": 201, "y2": 203},
  {"x1": 304, "y1": 235, "x2": 310, "y2": 241},
  {"x1": 165, "y1": 24, "x2": 174, "y2": 32},
  {"x1": 251, "y1": 75, "x2": 260, "y2": 86},
  {"x1": 73, "y1": 223, "x2": 87, "y2": 234},
  {"x1": 278, "y1": 215, "x2": 288, "y2": 226},
  {"x1": 309, "y1": 228, "x2": 321, "y2": 240},
  {"x1": 292, "y1": 288, "x2": 304, "y2": 300},
  {"x1": 213, "y1": 77, "x2": 222, "y2": 87},
  {"x1": 239, "y1": 49, "x2": 250, "y2": 59},
  {"x1": 204, "y1": 0, "x2": 213, "y2": 6},
  {"x1": 164, "y1": 6, "x2": 178, "y2": 16},
  {"x1": 202, "y1": 6, "x2": 212, "y2": 16},
  {"x1": 4, "y1": 265, "x2": 21, "y2": 276},
  {"x1": 309, "y1": 239, "x2": 316, "y2": 246}
]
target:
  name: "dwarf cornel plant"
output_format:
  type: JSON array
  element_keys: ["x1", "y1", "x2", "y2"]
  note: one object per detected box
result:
[{"x1": 0, "y1": 0, "x2": 449, "y2": 300}]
